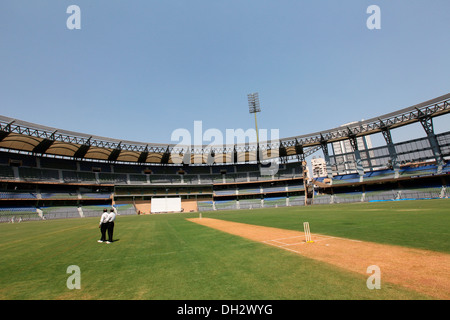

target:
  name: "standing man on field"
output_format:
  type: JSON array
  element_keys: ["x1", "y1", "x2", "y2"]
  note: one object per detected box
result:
[
  {"x1": 98, "y1": 209, "x2": 109, "y2": 243},
  {"x1": 106, "y1": 207, "x2": 116, "y2": 243}
]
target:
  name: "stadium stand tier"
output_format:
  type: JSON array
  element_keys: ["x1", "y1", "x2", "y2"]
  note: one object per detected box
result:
[{"x1": 0, "y1": 94, "x2": 449, "y2": 221}]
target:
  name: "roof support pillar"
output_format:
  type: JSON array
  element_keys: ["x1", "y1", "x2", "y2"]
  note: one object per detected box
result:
[
  {"x1": 347, "y1": 130, "x2": 364, "y2": 182},
  {"x1": 418, "y1": 113, "x2": 444, "y2": 173},
  {"x1": 381, "y1": 127, "x2": 400, "y2": 178},
  {"x1": 320, "y1": 137, "x2": 334, "y2": 183}
]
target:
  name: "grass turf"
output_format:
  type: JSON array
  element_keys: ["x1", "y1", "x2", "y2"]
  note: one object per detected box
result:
[
  {"x1": 0, "y1": 199, "x2": 448, "y2": 300},
  {"x1": 204, "y1": 199, "x2": 450, "y2": 253}
]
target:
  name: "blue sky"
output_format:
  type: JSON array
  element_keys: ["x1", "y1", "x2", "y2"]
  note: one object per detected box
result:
[{"x1": 1, "y1": 0, "x2": 449, "y2": 148}]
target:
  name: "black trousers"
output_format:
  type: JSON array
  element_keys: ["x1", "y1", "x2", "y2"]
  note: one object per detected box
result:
[
  {"x1": 100, "y1": 223, "x2": 108, "y2": 242},
  {"x1": 107, "y1": 222, "x2": 114, "y2": 242}
]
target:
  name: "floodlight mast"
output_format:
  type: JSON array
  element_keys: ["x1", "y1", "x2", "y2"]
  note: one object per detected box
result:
[{"x1": 247, "y1": 92, "x2": 261, "y2": 145}]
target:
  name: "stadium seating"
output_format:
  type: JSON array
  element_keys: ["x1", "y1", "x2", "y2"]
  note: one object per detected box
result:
[
  {"x1": 0, "y1": 206, "x2": 39, "y2": 222},
  {"x1": 40, "y1": 192, "x2": 79, "y2": 200},
  {"x1": 263, "y1": 197, "x2": 287, "y2": 207},
  {"x1": 238, "y1": 198, "x2": 262, "y2": 209},
  {"x1": 0, "y1": 147, "x2": 448, "y2": 219},
  {"x1": 263, "y1": 186, "x2": 286, "y2": 193},
  {"x1": 0, "y1": 191, "x2": 37, "y2": 199},
  {"x1": 1, "y1": 154, "x2": 443, "y2": 188},
  {"x1": 400, "y1": 165, "x2": 437, "y2": 177}
]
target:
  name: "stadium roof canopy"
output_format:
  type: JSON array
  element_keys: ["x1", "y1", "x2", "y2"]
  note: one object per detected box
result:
[{"x1": 0, "y1": 93, "x2": 449, "y2": 165}]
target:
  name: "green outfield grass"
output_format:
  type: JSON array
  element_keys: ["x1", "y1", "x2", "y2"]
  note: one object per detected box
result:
[{"x1": 0, "y1": 199, "x2": 448, "y2": 300}]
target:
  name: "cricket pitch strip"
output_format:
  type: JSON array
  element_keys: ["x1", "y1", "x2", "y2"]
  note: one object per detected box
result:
[{"x1": 187, "y1": 217, "x2": 450, "y2": 300}]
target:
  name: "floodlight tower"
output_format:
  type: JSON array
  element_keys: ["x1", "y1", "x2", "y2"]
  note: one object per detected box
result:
[{"x1": 247, "y1": 92, "x2": 261, "y2": 145}]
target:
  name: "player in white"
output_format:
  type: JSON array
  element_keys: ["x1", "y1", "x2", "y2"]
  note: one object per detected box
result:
[
  {"x1": 106, "y1": 208, "x2": 116, "y2": 244},
  {"x1": 98, "y1": 209, "x2": 109, "y2": 243}
]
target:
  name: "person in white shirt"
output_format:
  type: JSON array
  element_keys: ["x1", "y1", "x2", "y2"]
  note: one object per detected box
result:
[
  {"x1": 106, "y1": 208, "x2": 116, "y2": 243},
  {"x1": 98, "y1": 209, "x2": 109, "y2": 243}
]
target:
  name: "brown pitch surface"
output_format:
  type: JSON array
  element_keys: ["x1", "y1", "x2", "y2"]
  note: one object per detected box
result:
[{"x1": 188, "y1": 218, "x2": 450, "y2": 299}]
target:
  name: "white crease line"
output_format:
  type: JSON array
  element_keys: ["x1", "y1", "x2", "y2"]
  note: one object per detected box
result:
[
  {"x1": 265, "y1": 233, "x2": 363, "y2": 246},
  {"x1": 269, "y1": 239, "x2": 299, "y2": 246},
  {"x1": 278, "y1": 242, "x2": 306, "y2": 246},
  {"x1": 268, "y1": 235, "x2": 305, "y2": 242},
  {"x1": 315, "y1": 235, "x2": 363, "y2": 243}
]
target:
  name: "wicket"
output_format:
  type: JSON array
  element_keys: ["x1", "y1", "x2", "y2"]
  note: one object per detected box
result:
[{"x1": 303, "y1": 222, "x2": 314, "y2": 243}]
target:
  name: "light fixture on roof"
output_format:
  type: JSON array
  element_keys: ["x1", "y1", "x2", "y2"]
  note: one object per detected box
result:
[
  {"x1": 247, "y1": 92, "x2": 261, "y2": 146},
  {"x1": 247, "y1": 92, "x2": 261, "y2": 114}
]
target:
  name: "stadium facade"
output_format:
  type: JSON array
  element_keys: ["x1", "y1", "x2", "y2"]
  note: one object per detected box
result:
[{"x1": 0, "y1": 94, "x2": 449, "y2": 221}]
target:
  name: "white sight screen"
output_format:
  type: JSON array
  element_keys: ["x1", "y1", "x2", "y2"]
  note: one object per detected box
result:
[{"x1": 151, "y1": 197, "x2": 182, "y2": 213}]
